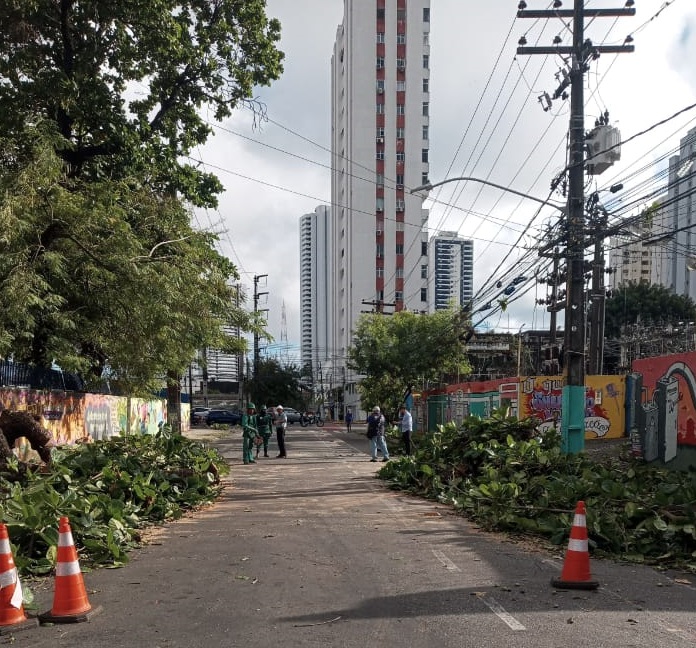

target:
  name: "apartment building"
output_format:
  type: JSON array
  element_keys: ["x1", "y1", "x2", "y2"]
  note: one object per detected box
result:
[{"x1": 428, "y1": 232, "x2": 474, "y2": 312}]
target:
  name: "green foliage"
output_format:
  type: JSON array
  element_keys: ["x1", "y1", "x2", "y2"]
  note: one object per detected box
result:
[
  {"x1": 348, "y1": 308, "x2": 471, "y2": 416},
  {"x1": 245, "y1": 358, "x2": 305, "y2": 410},
  {"x1": 0, "y1": 0, "x2": 284, "y2": 207},
  {"x1": 604, "y1": 281, "x2": 696, "y2": 338},
  {"x1": 379, "y1": 412, "x2": 696, "y2": 570},
  {"x1": 0, "y1": 428, "x2": 229, "y2": 575}
]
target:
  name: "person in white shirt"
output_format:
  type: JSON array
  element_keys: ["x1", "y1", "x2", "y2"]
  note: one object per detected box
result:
[{"x1": 399, "y1": 405, "x2": 413, "y2": 456}]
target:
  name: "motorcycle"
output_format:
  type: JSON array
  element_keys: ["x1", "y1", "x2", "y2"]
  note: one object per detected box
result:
[{"x1": 300, "y1": 411, "x2": 325, "y2": 427}]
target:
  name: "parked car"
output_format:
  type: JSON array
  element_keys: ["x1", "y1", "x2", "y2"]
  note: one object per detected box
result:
[
  {"x1": 281, "y1": 407, "x2": 302, "y2": 425},
  {"x1": 205, "y1": 409, "x2": 242, "y2": 426},
  {"x1": 191, "y1": 407, "x2": 211, "y2": 424}
]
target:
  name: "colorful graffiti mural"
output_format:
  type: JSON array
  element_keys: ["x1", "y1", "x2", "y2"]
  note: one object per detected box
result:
[
  {"x1": 0, "y1": 389, "x2": 172, "y2": 446},
  {"x1": 629, "y1": 352, "x2": 696, "y2": 465},
  {"x1": 518, "y1": 375, "x2": 625, "y2": 440}
]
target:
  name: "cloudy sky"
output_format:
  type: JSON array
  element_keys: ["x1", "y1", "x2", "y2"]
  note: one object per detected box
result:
[{"x1": 193, "y1": 1, "x2": 696, "y2": 365}]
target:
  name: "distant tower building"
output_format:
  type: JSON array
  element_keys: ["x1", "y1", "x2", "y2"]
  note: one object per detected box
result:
[
  {"x1": 300, "y1": 206, "x2": 333, "y2": 378},
  {"x1": 331, "y1": 0, "x2": 431, "y2": 412},
  {"x1": 667, "y1": 126, "x2": 696, "y2": 299},
  {"x1": 427, "y1": 232, "x2": 473, "y2": 312}
]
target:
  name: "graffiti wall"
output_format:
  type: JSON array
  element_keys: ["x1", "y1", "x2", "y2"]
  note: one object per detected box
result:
[
  {"x1": 425, "y1": 375, "x2": 626, "y2": 440},
  {"x1": 0, "y1": 389, "x2": 172, "y2": 445},
  {"x1": 518, "y1": 375, "x2": 626, "y2": 440},
  {"x1": 630, "y1": 353, "x2": 696, "y2": 467}
]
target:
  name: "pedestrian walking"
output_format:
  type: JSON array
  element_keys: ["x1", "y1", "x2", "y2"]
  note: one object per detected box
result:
[
  {"x1": 366, "y1": 406, "x2": 389, "y2": 462},
  {"x1": 256, "y1": 406, "x2": 274, "y2": 458},
  {"x1": 345, "y1": 408, "x2": 353, "y2": 433},
  {"x1": 241, "y1": 403, "x2": 258, "y2": 464},
  {"x1": 274, "y1": 405, "x2": 288, "y2": 458},
  {"x1": 398, "y1": 405, "x2": 413, "y2": 455}
]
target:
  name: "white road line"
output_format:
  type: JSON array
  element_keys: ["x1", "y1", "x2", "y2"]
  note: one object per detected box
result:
[
  {"x1": 431, "y1": 549, "x2": 461, "y2": 572},
  {"x1": 477, "y1": 595, "x2": 526, "y2": 631}
]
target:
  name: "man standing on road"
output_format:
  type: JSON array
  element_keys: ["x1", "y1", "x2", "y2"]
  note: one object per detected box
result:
[
  {"x1": 398, "y1": 405, "x2": 413, "y2": 456},
  {"x1": 241, "y1": 403, "x2": 258, "y2": 465},
  {"x1": 256, "y1": 406, "x2": 274, "y2": 459},
  {"x1": 367, "y1": 406, "x2": 389, "y2": 463},
  {"x1": 345, "y1": 408, "x2": 353, "y2": 433},
  {"x1": 274, "y1": 405, "x2": 288, "y2": 458}
]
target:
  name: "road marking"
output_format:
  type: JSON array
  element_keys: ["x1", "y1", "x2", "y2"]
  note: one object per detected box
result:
[
  {"x1": 431, "y1": 549, "x2": 461, "y2": 571},
  {"x1": 477, "y1": 594, "x2": 526, "y2": 631}
]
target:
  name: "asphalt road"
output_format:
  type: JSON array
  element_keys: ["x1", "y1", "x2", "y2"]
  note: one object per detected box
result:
[{"x1": 16, "y1": 426, "x2": 696, "y2": 647}]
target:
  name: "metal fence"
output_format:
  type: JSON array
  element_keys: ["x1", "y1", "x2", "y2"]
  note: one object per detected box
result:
[{"x1": 0, "y1": 360, "x2": 85, "y2": 392}]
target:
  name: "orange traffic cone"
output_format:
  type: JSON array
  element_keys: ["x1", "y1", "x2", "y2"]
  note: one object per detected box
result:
[
  {"x1": 0, "y1": 524, "x2": 38, "y2": 634},
  {"x1": 551, "y1": 501, "x2": 599, "y2": 590},
  {"x1": 39, "y1": 517, "x2": 101, "y2": 624}
]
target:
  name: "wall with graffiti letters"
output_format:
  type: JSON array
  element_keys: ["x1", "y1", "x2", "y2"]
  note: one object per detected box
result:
[
  {"x1": 630, "y1": 353, "x2": 696, "y2": 468},
  {"x1": 424, "y1": 375, "x2": 626, "y2": 440},
  {"x1": 518, "y1": 375, "x2": 625, "y2": 440},
  {"x1": 0, "y1": 389, "x2": 183, "y2": 448}
]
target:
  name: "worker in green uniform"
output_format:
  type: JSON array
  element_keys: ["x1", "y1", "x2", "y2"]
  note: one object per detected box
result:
[
  {"x1": 241, "y1": 403, "x2": 258, "y2": 464},
  {"x1": 255, "y1": 406, "x2": 274, "y2": 459}
]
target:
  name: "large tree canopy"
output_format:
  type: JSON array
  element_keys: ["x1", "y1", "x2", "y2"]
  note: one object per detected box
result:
[
  {"x1": 0, "y1": 2, "x2": 283, "y2": 393},
  {"x1": 604, "y1": 281, "x2": 696, "y2": 339},
  {"x1": 0, "y1": 0, "x2": 283, "y2": 206},
  {"x1": 0, "y1": 128, "x2": 261, "y2": 393},
  {"x1": 348, "y1": 309, "x2": 471, "y2": 418}
]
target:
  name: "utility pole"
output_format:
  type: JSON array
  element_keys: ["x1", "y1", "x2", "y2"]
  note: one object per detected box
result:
[{"x1": 517, "y1": 0, "x2": 634, "y2": 453}]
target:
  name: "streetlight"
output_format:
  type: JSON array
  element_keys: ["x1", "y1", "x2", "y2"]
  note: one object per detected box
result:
[{"x1": 410, "y1": 177, "x2": 566, "y2": 213}]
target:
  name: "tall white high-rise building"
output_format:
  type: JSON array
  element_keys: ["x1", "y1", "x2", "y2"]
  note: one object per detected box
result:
[
  {"x1": 300, "y1": 206, "x2": 333, "y2": 382},
  {"x1": 428, "y1": 232, "x2": 474, "y2": 312},
  {"x1": 667, "y1": 126, "x2": 696, "y2": 299},
  {"x1": 331, "y1": 0, "x2": 431, "y2": 412}
]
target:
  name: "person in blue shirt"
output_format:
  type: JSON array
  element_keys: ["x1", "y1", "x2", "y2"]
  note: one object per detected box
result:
[{"x1": 366, "y1": 406, "x2": 389, "y2": 462}]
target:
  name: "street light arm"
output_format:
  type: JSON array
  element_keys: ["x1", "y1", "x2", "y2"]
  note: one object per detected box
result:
[{"x1": 410, "y1": 176, "x2": 566, "y2": 213}]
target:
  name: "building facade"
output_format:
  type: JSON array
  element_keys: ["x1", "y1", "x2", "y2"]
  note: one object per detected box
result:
[
  {"x1": 300, "y1": 206, "x2": 333, "y2": 382},
  {"x1": 428, "y1": 232, "x2": 474, "y2": 311},
  {"x1": 331, "y1": 0, "x2": 431, "y2": 413}
]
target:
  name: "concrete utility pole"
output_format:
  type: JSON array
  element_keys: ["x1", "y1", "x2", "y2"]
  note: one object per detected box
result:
[{"x1": 517, "y1": 0, "x2": 634, "y2": 453}]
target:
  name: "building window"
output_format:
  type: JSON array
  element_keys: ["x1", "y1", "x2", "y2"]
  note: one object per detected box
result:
[
  {"x1": 396, "y1": 221, "x2": 405, "y2": 231},
  {"x1": 421, "y1": 241, "x2": 428, "y2": 256},
  {"x1": 377, "y1": 56, "x2": 384, "y2": 69},
  {"x1": 421, "y1": 287, "x2": 427, "y2": 301},
  {"x1": 376, "y1": 244, "x2": 384, "y2": 258},
  {"x1": 377, "y1": 31, "x2": 385, "y2": 44},
  {"x1": 377, "y1": 7, "x2": 385, "y2": 19},
  {"x1": 422, "y1": 102, "x2": 429, "y2": 116},
  {"x1": 421, "y1": 264, "x2": 428, "y2": 279},
  {"x1": 397, "y1": 8, "x2": 406, "y2": 21},
  {"x1": 397, "y1": 32, "x2": 406, "y2": 44},
  {"x1": 423, "y1": 8, "x2": 430, "y2": 22},
  {"x1": 376, "y1": 126, "x2": 385, "y2": 138},
  {"x1": 396, "y1": 243, "x2": 404, "y2": 254},
  {"x1": 423, "y1": 78, "x2": 429, "y2": 93},
  {"x1": 396, "y1": 127, "x2": 405, "y2": 139},
  {"x1": 376, "y1": 267, "x2": 384, "y2": 277},
  {"x1": 376, "y1": 150, "x2": 384, "y2": 161},
  {"x1": 422, "y1": 149, "x2": 429, "y2": 163},
  {"x1": 422, "y1": 171, "x2": 429, "y2": 184},
  {"x1": 422, "y1": 125, "x2": 429, "y2": 139},
  {"x1": 376, "y1": 197, "x2": 384, "y2": 211},
  {"x1": 423, "y1": 54, "x2": 429, "y2": 69},
  {"x1": 395, "y1": 290, "x2": 403, "y2": 301},
  {"x1": 397, "y1": 80, "x2": 406, "y2": 92},
  {"x1": 423, "y1": 32, "x2": 430, "y2": 45},
  {"x1": 377, "y1": 79, "x2": 385, "y2": 94},
  {"x1": 396, "y1": 174, "x2": 404, "y2": 187},
  {"x1": 396, "y1": 151, "x2": 405, "y2": 162},
  {"x1": 396, "y1": 58, "x2": 406, "y2": 70},
  {"x1": 376, "y1": 173, "x2": 384, "y2": 187},
  {"x1": 396, "y1": 267, "x2": 404, "y2": 278},
  {"x1": 396, "y1": 103, "x2": 405, "y2": 115},
  {"x1": 376, "y1": 102, "x2": 385, "y2": 114},
  {"x1": 377, "y1": 290, "x2": 384, "y2": 301}
]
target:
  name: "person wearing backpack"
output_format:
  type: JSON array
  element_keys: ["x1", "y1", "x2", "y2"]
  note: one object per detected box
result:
[{"x1": 366, "y1": 406, "x2": 389, "y2": 462}]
